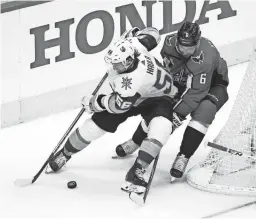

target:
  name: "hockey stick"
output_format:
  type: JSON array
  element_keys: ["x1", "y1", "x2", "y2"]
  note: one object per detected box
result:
[
  {"x1": 14, "y1": 72, "x2": 108, "y2": 187},
  {"x1": 205, "y1": 141, "x2": 256, "y2": 161},
  {"x1": 129, "y1": 154, "x2": 160, "y2": 205},
  {"x1": 202, "y1": 200, "x2": 256, "y2": 218}
]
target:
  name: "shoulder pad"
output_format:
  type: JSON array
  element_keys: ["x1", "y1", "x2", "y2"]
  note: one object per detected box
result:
[
  {"x1": 200, "y1": 37, "x2": 218, "y2": 51},
  {"x1": 164, "y1": 34, "x2": 176, "y2": 47}
]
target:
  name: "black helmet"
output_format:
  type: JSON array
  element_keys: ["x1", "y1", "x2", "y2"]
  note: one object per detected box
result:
[{"x1": 177, "y1": 22, "x2": 201, "y2": 46}]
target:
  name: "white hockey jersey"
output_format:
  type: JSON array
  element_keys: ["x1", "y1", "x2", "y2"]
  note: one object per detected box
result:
[{"x1": 103, "y1": 50, "x2": 178, "y2": 114}]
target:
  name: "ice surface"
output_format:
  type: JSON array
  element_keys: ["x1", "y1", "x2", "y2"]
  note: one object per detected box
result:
[{"x1": 0, "y1": 62, "x2": 255, "y2": 219}]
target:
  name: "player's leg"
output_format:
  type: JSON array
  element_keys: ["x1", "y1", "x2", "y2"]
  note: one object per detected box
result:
[
  {"x1": 114, "y1": 111, "x2": 185, "y2": 157},
  {"x1": 115, "y1": 119, "x2": 148, "y2": 157},
  {"x1": 48, "y1": 111, "x2": 132, "y2": 172},
  {"x1": 114, "y1": 99, "x2": 160, "y2": 158},
  {"x1": 170, "y1": 85, "x2": 228, "y2": 181},
  {"x1": 170, "y1": 101, "x2": 215, "y2": 181},
  {"x1": 122, "y1": 97, "x2": 173, "y2": 193},
  {"x1": 170, "y1": 119, "x2": 209, "y2": 182}
]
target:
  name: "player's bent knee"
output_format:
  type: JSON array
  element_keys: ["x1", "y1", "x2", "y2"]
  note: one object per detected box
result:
[
  {"x1": 188, "y1": 120, "x2": 209, "y2": 134},
  {"x1": 148, "y1": 116, "x2": 172, "y2": 145},
  {"x1": 192, "y1": 100, "x2": 217, "y2": 125},
  {"x1": 78, "y1": 118, "x2": 106, "y2": 141}
]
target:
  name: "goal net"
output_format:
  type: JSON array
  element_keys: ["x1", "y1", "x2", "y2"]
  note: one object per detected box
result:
[{"x1": 186, "y1": 51, "x2": 256, "y2": 196}]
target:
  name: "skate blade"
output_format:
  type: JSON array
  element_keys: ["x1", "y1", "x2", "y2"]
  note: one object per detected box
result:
[
  {"x1": 45, "y1": 164, "x2": 67, "y2": 174},
  {"x1": 121, "y1": 182, "x2": 145, "y2": 194},
  {"x1": 111, "y1": 154, "x2": 133, "y2": 159},
  {"x1": 129, "y1": 192, "x2": 145, "y2": 206},
  {"x1": 170, "y1": 176, "x2": 177, "y2": 183},
  {"x1": 14, "y1": 178, "x2": 32, "y2": 187},
  {"x1": 45, "y1": 165, "x2": 55, "y2": 174}
]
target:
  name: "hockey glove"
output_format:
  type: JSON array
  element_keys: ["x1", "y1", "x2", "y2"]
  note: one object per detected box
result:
[
  {"x1": 120, "y1": 27, "x2": 140, "y2": 39},
  {"x1": 81, "y1": 94, "x2": 105, "y2": 113},
  {"x1": 173, "y1": 112, "x2": 186, "y2": 131}
]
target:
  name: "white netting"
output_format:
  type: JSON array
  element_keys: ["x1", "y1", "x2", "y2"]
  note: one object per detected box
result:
[{"x1": 186, "y1": 51, "x2": 256, "y2": 196}]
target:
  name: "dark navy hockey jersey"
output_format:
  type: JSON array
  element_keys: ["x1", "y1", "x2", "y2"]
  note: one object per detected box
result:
[{"x1": 160, "y1": 34, "x2": 229, "y2": 116}]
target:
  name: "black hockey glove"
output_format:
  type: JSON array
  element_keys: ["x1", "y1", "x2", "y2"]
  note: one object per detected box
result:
[
  {"x1": 120, "y1": 27, "x2": 140, "y2": 39},
  {"x1": 173, "y1": 112, "x2": 186, "y2": 131}
]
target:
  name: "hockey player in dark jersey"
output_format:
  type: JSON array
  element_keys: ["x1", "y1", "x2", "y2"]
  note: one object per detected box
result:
[{"x1": 114, "y1": 22, "x2": 229, "y2": 182}]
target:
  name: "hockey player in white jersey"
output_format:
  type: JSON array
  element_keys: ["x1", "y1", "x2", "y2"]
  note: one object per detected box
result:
[{"x1": 47, "y1": 36, "x2": 177, "y2": 193}]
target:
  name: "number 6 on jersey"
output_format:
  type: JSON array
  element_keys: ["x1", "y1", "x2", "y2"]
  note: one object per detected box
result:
[{"x1": 200, "y1": 73, "x2": 206, "y2": 84}]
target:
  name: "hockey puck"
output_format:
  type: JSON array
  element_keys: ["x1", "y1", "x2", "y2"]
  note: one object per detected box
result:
[{"x1": 67, "y1": 181, "x2": 77, "y2": 189}]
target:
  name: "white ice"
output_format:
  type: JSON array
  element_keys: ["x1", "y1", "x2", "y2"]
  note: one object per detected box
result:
[{"x1": 0, "y1": 62, "x2": 255, "y2": 219}]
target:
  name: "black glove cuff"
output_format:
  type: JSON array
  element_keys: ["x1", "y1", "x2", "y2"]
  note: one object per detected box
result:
[{"x1": 97, "y1": 94, "x2": 106, "y2": 109}]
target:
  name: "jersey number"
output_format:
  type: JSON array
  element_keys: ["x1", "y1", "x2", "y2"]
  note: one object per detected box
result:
[
  {"x1": 200, "y1": 74, "x2": 206, "y2": 84},
  {"x1": 116, "y1": 95, "x2": 132, "y2": 109},
  {"x1": 154, "y1": 69, "x2": 173, "y2": 94}
]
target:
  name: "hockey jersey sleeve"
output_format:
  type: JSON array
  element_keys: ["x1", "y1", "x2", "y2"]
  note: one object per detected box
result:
[
  {"x1": 211, "y1": 51, "x2": 229, "y2": 87},
  {"x1": 160, "y1": 34, "x2": 178, "y2": 71},
  {"x1": 173, "y1": 74, "x2": 205, "y2": 117}
]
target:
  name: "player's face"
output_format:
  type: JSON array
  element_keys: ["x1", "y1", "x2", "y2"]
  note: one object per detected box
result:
[
  {"x1": 112, "y1": 62, "x2": 126, "y2": 73},
  {"x1": 112, "y1": 57, "x2": 133, "y2": 73},
  {"x1": 177, "y1": 43, "x2": 197, "y2": 58}
]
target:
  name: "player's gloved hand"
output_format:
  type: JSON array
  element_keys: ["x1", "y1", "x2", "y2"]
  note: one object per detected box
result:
[
  {"x1": 172, "y1": 112, "x2": 186, "y2": 130},
  {"x1": 120, "y1": 27, "x2": 140, "y2": 39},
  {"x1": 81, "y1": 94, "x2": 105, "y2": 114}
]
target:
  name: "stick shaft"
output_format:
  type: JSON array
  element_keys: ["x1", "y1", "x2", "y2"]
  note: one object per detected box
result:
[
  {"x1": 143, "y1": 154, "x2": 160, "y2": 202},
  {"x1": 31, "y1": 73, "x2": 108, "y2": 183},
  {"x1": 207, "y1": 141, "x2": 256, "y2": 161}
]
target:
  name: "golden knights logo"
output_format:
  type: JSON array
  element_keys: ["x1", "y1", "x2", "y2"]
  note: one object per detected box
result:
[
  {"x1": 121, "y1": 77, "x2": 132, "y2": 90},
  {"x1": 191, "y1": 51, "x2": 204, "y2": 64}
]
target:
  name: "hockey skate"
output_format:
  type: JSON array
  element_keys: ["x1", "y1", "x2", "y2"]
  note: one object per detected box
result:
[
  {"x1": 170, "y1": 153, "x2": 189, "y2": 182},
  {"x1": 112, "y1": 139, "x2": 140, "y2": 159},
  {"x1": 121, "y1": 160, "x2": 147, "y2": 194},
  {"x1": 45, "y1": 149, "x2": 71, "y2": 174}
]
